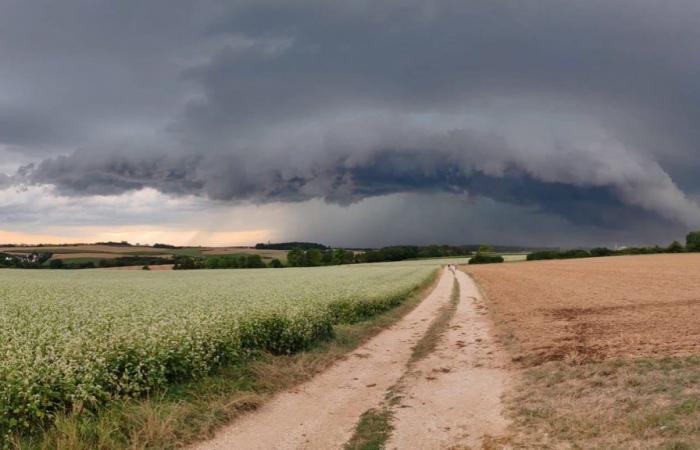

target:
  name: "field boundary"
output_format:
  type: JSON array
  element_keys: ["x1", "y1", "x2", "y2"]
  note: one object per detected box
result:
[{"x1": 464, "y1": 269, "x2": 525, "y2": 366}]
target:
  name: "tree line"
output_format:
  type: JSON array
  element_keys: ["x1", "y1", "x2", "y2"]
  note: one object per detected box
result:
[
  {"x1": 286, "y1": 245, "x2": 473, "y2": 267},
  {"x1": 527, "y1": 231, "x2": 700, "y2": 261},
  {"x1": 173, "y1": 254, "x2": 281, "y2": 270},
  {"x1": 255, "y1": 241, "x2": 329, "y2": 251}
]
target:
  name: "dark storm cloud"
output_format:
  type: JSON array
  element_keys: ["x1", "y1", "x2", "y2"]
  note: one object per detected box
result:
[
  {"x1": 4, "y1": 0, "x2": 700, "y2": 241},
  {"x1": 0, "y1": 107, "x2": 70, "y2": 148},
  {"x1": 0, "y1": 173, "x2": 11, "y2": 189}
]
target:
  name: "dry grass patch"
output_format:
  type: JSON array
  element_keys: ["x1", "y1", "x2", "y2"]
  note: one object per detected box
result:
[{"x1": 508, "y1": 357, "x2": 700, "y2": 449}]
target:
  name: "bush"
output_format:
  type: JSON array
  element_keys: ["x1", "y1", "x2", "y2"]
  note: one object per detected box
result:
[
  {"x1": 173, "y1": 256, "x2": 204, "y2": 270},
  {"x1": 469, "y1": 254, "x2": 504, "y2": 264},
  {"x1": 590, "y1": 247, "x2": 615, "y2": 257},
  {"x1": 48, "y1": 259, "x2": 64, "y2": 269},
  {"x1": 527, "y1": 249, "x2": 591, "y2": 261},
  {"x1": 527, "y1": 250, "x2": 563, "y2": 261},
  {"x1": 686, "y1": 231, "x2": 700, "y2": 252},
  {"x1": 245, "y1": 255, "x2": 266, "y2": 268},
  {"x1": 667, "y1": 240, "x2": 685, "y2": 253}
]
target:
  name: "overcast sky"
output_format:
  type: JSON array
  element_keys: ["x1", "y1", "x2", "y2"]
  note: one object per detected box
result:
[{"x1": 1, "y1": 0, "x2": 700, "y2": 247}]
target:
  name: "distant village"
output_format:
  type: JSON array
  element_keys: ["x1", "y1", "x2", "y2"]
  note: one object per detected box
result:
[{"x1": 1, "y1": 252, "x2": 51, "y2": 267}]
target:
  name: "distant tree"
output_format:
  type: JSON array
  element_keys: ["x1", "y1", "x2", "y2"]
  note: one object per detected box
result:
[
  {"x1": 256, "y1": 242, "x2": 328, "y2": 250},
  {"x1": 142, "y1": 265, "x2": 151, "y2": 270},
  {"x1": 667, "y1": 240, "x2": 684, "y2": 253},
  {"x1": 477, "y1": 244, "x2": 494, "y2": 254},
  {"x1": 331, "y1": 248, "x2": 354, "y2": 265},
  {"x1": 321, "y1": 250, "x2": 334, "y2": 265},
  {"x1": 245, "y1": 255, "x2": 266, "y2": 268},
  {"x1": 49, "y1": 259, "x2": 64, "y2": 269},
  {"x1": 421, "y1": 245, "x2": 443, "y2": 258},
  {"x1": 173, "y1": 256, "x2": 203, "y2": 270},
  {"x1": 469, "y1": 254, "x2": 504, "y2": 264},
  {"x1": 287, "y1": 248, "x2": 305, "y2": 267},
  {"x1": 686, "y1": 231, "x2": 700, "y2": 252},
  {"x1": 269, "y1": 258, "x2": 284, "y2": 268},
  {"x1": 590, "y1": 247, "x2": 614, "y2": 257},
  {"x1": 153, "y1": 243, "x2": 180, "y2": 249},
  {"x1": 305, "y1": 249, "x2": 323, "y2": 267},
  {"x1": 205, "y1": 257, "x2": 221, "y2": 269}
]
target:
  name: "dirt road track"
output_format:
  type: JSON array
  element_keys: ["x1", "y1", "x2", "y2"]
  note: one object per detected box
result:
[
  {"x1": 386, "y1": 270, "x2": 510, "y2": 449},
  {"x1": 190, "y1": 268, "x2": 509, "y2": 450},
  {"x1": 190, "y1": 269, "x2": 454, "y2": 450}
]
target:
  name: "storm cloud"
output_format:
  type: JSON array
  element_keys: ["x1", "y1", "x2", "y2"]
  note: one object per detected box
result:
[{"x1": 3, "y1": 0, "x2": 700, "y2": 245}]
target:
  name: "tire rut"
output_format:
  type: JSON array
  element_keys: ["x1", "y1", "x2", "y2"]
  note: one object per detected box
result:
[{"x1": 385, "y1": 270, "x2": 511, "y2": 449}]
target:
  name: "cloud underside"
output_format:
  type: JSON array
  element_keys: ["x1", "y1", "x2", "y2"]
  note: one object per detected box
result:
[
  {"x1": 20, "y1": 120, "x2": 700, "y2": 231},
  {"x1": 2, "y1": 0, "x2": 700, "y2": 243}
]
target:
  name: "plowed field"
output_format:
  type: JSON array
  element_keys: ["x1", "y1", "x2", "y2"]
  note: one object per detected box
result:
[{"x1": 464, "y1": 254, "x2": 700, "y2": 365}]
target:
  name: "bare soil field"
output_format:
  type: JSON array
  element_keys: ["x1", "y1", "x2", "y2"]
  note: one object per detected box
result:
[
  {"x1": 464, "y1": 254, "x2": 700, "y2": 366},
  {"x1": 464, "y1": 254, "x2": 700, "y2": 448}
]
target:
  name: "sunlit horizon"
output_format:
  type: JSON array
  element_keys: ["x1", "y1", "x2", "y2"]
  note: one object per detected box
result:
[{"x1": 0, "y1": 227, "x2": 275, "y2": 247}]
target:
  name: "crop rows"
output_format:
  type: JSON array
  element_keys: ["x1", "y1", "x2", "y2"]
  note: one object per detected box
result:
[{"x1": 0, "y1": 264, "x2": 435, "y2": 440}]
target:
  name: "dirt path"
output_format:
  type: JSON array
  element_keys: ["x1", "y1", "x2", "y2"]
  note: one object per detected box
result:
[
  {"x1": 386, "y1": 270, "x2": 510, "y2": 449},
  {"x1": 190, "y1": 268, "x2": 510, "y2": 450},
  {"x1": 190, "y1": 269, "x2": 455, "y2": 450}
]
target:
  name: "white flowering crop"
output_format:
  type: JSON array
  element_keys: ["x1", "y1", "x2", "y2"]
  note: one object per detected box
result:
[{"x1": 0, "y1": 264, "x2": 435, "y2": 439}]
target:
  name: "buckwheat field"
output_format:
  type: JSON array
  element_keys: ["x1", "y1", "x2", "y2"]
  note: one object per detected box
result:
[{"x1": 0, "y1": 264, "x2": 435, "y2": 439}]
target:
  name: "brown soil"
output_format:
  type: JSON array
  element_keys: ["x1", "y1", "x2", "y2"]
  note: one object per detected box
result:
[
  {"x1": 387, "y1": 270, "x2": 510, "y2": 449},
  {"x1": 463, "y1": 254, "x2": 700, "y2": 366},
  {"x1": 190, "y1": 269, "x2": 456, "y2": 450}
]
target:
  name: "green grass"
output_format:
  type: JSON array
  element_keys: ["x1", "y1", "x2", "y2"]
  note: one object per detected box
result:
[
  {"x1": 409, "y1": 278, "x2": 460, "y2": 363},
  {"x1": 344, "y1": 408, "x2": 394, "y2": 450},
  {"x1": 167, "y1": 247, "x2": 204, "y2": 257}
]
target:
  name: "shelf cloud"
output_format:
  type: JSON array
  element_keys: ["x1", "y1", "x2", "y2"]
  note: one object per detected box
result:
[{"x1": 2, "y1": 0, "x2": 700, "y2": 245}]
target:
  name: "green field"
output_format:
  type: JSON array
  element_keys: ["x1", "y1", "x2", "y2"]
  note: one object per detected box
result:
[{"x1": 0, "y1": 263, "x2": 435, "y2": 440}]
